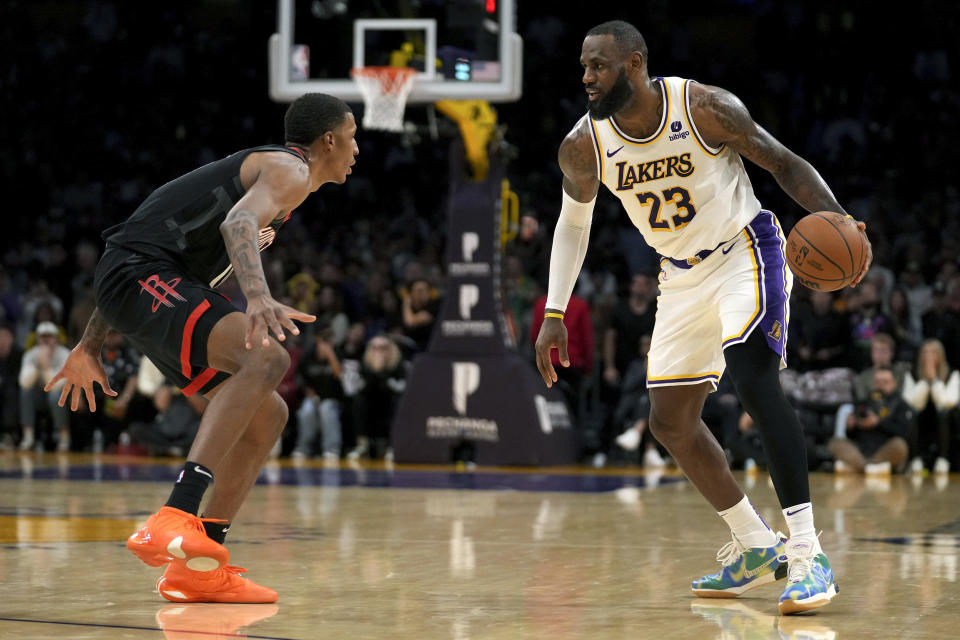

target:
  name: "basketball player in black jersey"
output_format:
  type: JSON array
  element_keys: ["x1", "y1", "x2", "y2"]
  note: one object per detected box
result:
[{"x1": 45, "y1": 93, "x2": 358, "y2": 602}]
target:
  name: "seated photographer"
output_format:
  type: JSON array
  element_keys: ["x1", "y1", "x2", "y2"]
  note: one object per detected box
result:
[
  {"x1": 833, "y1": 333, "x2": 909, "y2": 441},
  {"x1": 829, "y1": 367, "x2": 911, "y2": 474}
]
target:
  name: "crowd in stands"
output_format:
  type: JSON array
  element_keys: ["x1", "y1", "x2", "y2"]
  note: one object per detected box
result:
[{"x1": 1, "y1": 2, "x2": 957, "y2": 474}]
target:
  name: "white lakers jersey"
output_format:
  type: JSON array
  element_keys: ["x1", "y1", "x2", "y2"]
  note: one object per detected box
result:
[{"x1": 583, "y1": 76, "x2": 761, "y2": 260}]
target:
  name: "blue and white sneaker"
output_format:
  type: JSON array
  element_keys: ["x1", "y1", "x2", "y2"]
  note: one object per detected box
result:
[
  {"x1": 692, "y1": 532, "x2": 788, "y2": 598},
  {"x1": 778, "y1": 538, "x2": 839, "y2": 615}
]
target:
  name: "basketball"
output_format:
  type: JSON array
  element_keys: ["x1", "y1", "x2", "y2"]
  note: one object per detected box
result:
[{"x1": 785, "y1": 211, "x2": 867, "y2": 291}]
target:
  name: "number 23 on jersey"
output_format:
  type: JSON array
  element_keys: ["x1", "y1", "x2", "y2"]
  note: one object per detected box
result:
[{"x1": 636, "y1": 185, "x2": 698, "y2": 232}]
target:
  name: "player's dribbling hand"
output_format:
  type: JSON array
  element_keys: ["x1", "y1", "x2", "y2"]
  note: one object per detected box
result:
[
  {"x1": 244, "y1": 295, "x2": 316, "y2": 349},
  {"x1": 534, "y1": 317, "x2": 570, "y2": 388},
  {"x1": 44, "y1": 345, "x2": 117, "y2": 412},
  {"x1": 850, "y1": 219, "x2": 872, "y2": 287}
]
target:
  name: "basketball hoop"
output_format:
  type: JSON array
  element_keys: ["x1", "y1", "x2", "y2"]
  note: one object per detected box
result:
[{"x1": 351, "y1": 66, "x2": 417, "y2": 132}]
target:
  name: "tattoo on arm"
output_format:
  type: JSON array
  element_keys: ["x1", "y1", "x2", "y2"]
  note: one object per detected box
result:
[
  {"x1": 221, "y1": 208, "x2": 269, "y2": 299},
  {"x1": 772, "y1": 155, "x2": 847, "y2": 215},
  {"x1": 80, "y1": 307, "x2": 111, "y2": 353},
  {"x1": 701, "y1": 88, "x2": 845, "y2": 215},
  {"x1": 699, "y1": 89, "x2": 785, "y2": 169}
]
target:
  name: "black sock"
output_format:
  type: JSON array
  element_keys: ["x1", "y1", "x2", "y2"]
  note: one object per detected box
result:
[
  {"x1": 165, "y1": 461, "x2": 214, "y2": 514},
  {"x1": 202, "y1": 517, "x2": 231, "y2": 544},
  {"x1": 725, "y1": 332, "x2": 811, "y2": 507}
]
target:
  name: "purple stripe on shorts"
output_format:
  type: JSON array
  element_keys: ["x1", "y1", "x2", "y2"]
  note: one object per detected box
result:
[
  {"x1": 745, "y1": 221, "x2": 768, "y2": 342},
  {"x1": 732, "y1": 210, "x2": 789, "y2": 362}
]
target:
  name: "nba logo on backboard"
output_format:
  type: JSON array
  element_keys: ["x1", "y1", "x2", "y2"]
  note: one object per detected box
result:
[{"x1": 290, "y1": 45, "x2": 309, "y2": 81}]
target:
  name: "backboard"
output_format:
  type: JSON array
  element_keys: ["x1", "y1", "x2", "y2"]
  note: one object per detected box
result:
[{"x1": 268, "y1": 0, "x2": 522, "y2": 104}]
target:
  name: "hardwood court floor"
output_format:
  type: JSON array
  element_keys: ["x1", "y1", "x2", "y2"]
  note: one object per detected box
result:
[{"x1": 0, "y1": 452, "x2": 957, "y2": 639}]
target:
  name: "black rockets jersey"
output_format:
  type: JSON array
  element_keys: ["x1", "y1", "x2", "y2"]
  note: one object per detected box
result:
[{"x1": 102, "y1": 145, "x2": 306, "y2": 288}]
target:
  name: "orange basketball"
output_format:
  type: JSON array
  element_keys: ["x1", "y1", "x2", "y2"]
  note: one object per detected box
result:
[{"x1": 785, "y1": 211, "x2": 867, "y2": 291}]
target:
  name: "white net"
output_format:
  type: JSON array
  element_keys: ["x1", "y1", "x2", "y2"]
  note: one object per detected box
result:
[{"x1": 351, "y1": 66, "x2": 417, "y2": 132}]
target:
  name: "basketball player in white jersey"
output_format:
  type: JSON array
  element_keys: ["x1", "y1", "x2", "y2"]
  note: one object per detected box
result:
[{"x1": 534, "y1": 20, "x2": 871, "y2": 615}]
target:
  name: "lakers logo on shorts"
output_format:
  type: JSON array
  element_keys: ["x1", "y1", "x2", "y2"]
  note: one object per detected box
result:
[{"x1": 767, "y1": 320, "x2": 783, "y2": 342}]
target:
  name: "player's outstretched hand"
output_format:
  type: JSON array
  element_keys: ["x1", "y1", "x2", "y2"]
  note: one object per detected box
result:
[
  {"x1": 44, "y1": 345, "x2": 117, "y2": 412},
  {"x1": 850, "y1": 219, "x2": 872, "y2": 287},
  {"x1": 534, "y1": 316, "x2": 569, "y2": 388},
  {"x1": 244, "y1": 295, "x2": 316, "y2": 349}
]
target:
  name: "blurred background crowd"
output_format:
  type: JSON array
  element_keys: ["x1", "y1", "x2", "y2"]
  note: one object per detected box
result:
[{"x1": 1, "y1": 1, "x2": 958, "y2": 475}]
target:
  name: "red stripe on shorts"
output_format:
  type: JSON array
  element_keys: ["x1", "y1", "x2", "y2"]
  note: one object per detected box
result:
[
  {"x1": 182, "y1": 367, "x2": 218, "y2": 397},
  {"x1": 180, "y1": 299, "x2": 212, "y2": 377}
]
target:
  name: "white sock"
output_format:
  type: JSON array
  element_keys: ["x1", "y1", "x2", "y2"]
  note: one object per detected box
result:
[
  {"x1": 783, "y1": 502, "x2": 822, "y2": 554},
  {"x1": 719, "y1": 495, "x2": 778, "y2": 548}
]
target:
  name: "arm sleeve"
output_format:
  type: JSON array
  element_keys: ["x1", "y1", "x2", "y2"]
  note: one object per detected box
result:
[{"x1": 545, "y1": 191, "x2": 596, "y2": 312}]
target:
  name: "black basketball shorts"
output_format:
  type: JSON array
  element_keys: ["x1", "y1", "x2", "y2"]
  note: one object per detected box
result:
[{"x1": 94, "y1": 247, "x2": 235, "y2": 396}]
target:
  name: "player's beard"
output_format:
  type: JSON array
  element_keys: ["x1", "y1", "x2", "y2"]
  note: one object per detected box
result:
[{"x1": 588, "y1": 68, "x2": 633, "y2": 119}]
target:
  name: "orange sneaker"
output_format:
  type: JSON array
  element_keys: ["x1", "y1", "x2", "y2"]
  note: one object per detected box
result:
[
  {"x1": 126, "y1": 506, "x2": 229, "y2": 571},
  {"x1": 155, "y1": 603, "x2": 279, "y2": 640},
  {"x1": 156, "y1": 563, "x2": 279, "y2": 603}
]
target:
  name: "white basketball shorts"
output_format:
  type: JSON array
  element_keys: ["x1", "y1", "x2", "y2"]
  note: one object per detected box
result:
[{"x1": 647, "y1": 210, "x2": 793, "y2": 390}]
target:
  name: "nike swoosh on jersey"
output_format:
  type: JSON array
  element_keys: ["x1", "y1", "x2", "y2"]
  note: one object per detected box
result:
[
  {"x1": 606, "y1": 145, "x2": 625, "y2": 158},
  {"x1": 722, "y1": 241, "x2": 738, "y2": 255}
]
